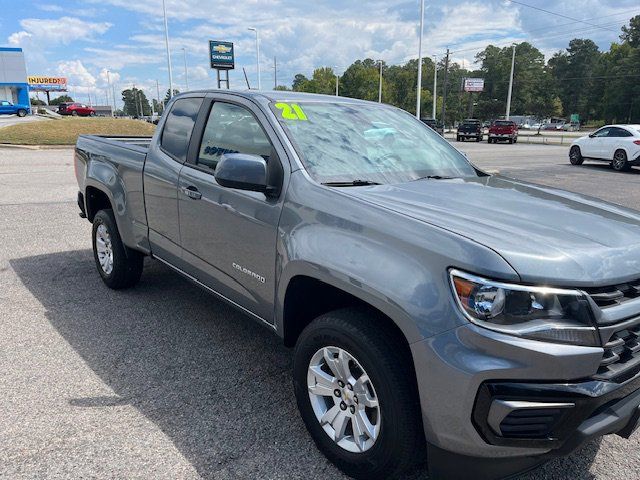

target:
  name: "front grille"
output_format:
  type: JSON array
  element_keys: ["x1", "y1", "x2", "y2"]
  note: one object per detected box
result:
[
  {"x1": 499, "y1": 408, "x2": 566, "y2": 439},
  {"x1": 595, "y1": 323, "x2": 640, "y2": 382},
  {"x1": 585, "y1": 279, "x2": 640, "y2": 307}
]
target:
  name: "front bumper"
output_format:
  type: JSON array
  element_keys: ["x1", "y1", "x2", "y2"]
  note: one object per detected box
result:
[{"x1": 411, "y1": 323, "x2": 640, "y2": 478}]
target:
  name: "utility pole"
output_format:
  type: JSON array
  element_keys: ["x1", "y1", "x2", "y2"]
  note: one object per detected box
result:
[
  {"x1": 506, "y1": 44, "x2": 516, "y2": 120},
  {"x1": 162, "y1": 0, "x2": 174, "y2": 100},
  {"x1": 441, "y1": 48, "x2": 450, "y2": 129},
  {"x1": 378, "y1": 60, "x2": 383, "y2": 103},
  {"x1": 248, "y1": 27, "x2": 261, "y2": 90},
  {"x1": 274, "y1": 57, "x2": 277, "y2": 89},
  {"x1": 106, "y1": 70, "x2": 114, "y2": 116},
  {"x1": 156, "y1": 79, "x2": 162, "y2": 112},
  {"x1": 133, "y1": 85, "x2": 139, "y2": 117},
  {"x1": 182, "y1": 47, "x2": 189, "y2": 91},
  {"x1": 416, "y1": 0, "x2": 425, "y2": 118},
  {"x1": 432, "y1": 55, "x2": 437, "y2": 119}
]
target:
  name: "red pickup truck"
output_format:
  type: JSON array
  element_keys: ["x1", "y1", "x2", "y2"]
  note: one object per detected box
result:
[{"x1": 488, "y1": 120, "x2": 518, "y2": 144}]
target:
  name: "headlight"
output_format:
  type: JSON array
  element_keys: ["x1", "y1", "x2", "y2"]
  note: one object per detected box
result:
[{"x1": 449, "y1": 269, "x2": 599, "y2": 346}]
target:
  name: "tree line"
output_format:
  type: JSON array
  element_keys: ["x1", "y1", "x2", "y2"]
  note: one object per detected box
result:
[{"x1": 286, "y1": 15, "x2": 640, "y2": 126}]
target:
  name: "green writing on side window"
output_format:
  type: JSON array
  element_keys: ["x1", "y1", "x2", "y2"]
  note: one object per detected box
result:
[{"x1": 274, "y1": 102, "x2": 308, "y2": 121}]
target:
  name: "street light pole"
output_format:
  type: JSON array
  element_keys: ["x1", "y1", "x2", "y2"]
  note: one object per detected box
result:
[
  {"x1": 162, "y1": 0, "x2": 174, "y2": 100},
  {"x1": 378, "y1": 60, "x2": 383, "y2": 103},
  {"x1": 106, "y1": 70, "x2": 114, "y2": 116},
  {"x1": 182, "y1": 47, "x2": 189, "y2": 91},
  {"x1": 432, "y1": 55, "x2": 437, "y2": 120},
  {"x1": 333, "y1": 66, "x2": 339, "y2": 96},
  {"x1": 506, "y1": 44, "x2": 516, "y2": 120},
  {"x1": 416, "y1": 0, "x2": 425, "y2": 118},
  {"x1": 248, "y1": 27, "x2": 261, "y2": 90}
]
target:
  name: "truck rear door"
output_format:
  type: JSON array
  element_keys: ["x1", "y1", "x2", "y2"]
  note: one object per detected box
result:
[
  {"x1": 176, "y1": 94, "x2": 288, "y2": 323},
  {"x1": 143, "y1": 95, "x2": 204, "y2": 264}
]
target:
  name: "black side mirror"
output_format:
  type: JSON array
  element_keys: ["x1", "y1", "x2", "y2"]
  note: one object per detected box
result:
[
  {"x1": 215, "y1": 153, "x2": 269, "y2": 194},
  {"x1": 588, "y1": 133, "x2": 595, "y2": 138}
]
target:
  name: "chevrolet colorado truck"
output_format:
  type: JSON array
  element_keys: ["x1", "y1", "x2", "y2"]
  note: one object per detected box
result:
[{"x1": 75, "y1": 90, "x2": 640, "y2": 480}]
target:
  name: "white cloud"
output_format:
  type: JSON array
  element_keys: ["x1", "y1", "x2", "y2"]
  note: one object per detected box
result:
[
  {"x1": 7, "y1": 16, "x2": 112, "y2": 47},
  {"x1": 57, "y1": 60, "x2": 96, "y2": 88}
]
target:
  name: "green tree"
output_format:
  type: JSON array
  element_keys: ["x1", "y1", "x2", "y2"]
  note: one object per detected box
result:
[
  {"x1": 621, "y1": 14, "x2": 640, "y2": 48},
  {"x1": 30, "y1": 97, "x2": 46, "y2": 106},
  {"x1": 548, "y1": 39, "x2": 601, "y2": 121},
  {"x1": 163, "y1": 88, "x2": 180, "y2": 104},
  {"x1": 121, "y1": 87, "x2": 152, "y2": 117},
  {"x1": 49, "y1": 94, "x2": 74, "y2": 106}
]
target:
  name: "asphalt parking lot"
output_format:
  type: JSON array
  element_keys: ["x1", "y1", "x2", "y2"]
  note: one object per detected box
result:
[{"x1": 1, "y1": 143, "x2": 639, "y2": 479}]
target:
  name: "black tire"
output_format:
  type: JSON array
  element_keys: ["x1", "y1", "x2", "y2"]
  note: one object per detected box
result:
[
  {"x1": 294, "y1": 308, "x2": 425, "y2": 480},
  {"x1": 456, "y1": 135, "x2": 461, "y2": 142},
  {"x1": 487, "y1": 138, "x2": 492, "y2": 144},
  {"x1": 513, "y1": 137, "x2": 518, "y2": 144},
  {"x1": 476, "y1": 136, "x2": 481, "y2": 142},
  {"x1": 92, "y1": 209, "x2": 143, "y2": 289},
  {"x1": 508, "y1": 138, "x2": 514, "y2": 144},
  {"x1": 612, "y1": 149, "x2": 630, "y2": 172},
  {"x1": 569, "y1": 146, "x2": 584, "y2": 165},
  {"x1": 17, "y1": 109, "x2": 27, "y2": 117},
  {"x1": 90, "y1": 111, "x2": 96, "y2": 117},
  {"x1": 71, "y1": 110, "x2": 78, "y2": 116}
]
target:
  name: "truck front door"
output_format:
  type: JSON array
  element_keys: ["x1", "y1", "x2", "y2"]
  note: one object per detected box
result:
[
  {"x1": 177, "y1": 96, "x2": 288, "y2": 323},
  {"x1": 144, "y1": 95, "x2": 203, "y2": 264}
]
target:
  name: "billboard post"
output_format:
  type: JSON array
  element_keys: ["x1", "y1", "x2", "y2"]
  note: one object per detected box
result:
[{"x1": 209, "y1": 40, "x2": 235, "y2": 89}]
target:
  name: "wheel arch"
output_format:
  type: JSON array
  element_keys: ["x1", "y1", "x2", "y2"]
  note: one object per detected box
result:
[{"x1": 85, "y1": 185, "x2": 113, "y2": 222}]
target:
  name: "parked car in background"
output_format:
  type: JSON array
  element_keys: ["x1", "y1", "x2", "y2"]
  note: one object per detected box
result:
[
  {"x1": 488, "y1": 120, "x2": 518, "y2": 143},
  {"x1": 456, "y1": 119, "x2": 483, "y2": 142},
  {"x1": 0, "y1": 99, "x2": 29, "y2": 117},
  {"x1": 569, "y1": 124, "x2": 640, "y2": 171},
  {"x1": 420, "y1": 118, "x2": 444, "y2": 136},
  {"x1": 58, "y1": 102, "x2": 96, "y2": 117},
  {"x1": 542, "y1": 122, "x2": 565, "y2": 131}
]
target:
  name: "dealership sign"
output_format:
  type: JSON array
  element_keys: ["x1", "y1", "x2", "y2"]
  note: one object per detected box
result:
[
  {"x1": 209, "y1": 41, "x2": 234, "y2": 70},
  {"x1": 27, "y1": 76, "x2": 68, "y2": 92},
  {"x1": 463, "y1": 78, "x2": 484, "y2": 92}
]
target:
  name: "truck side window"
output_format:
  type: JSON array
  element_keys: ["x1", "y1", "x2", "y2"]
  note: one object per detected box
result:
[
  {"x1": 161, "y1": 97, "x2": 202, "y2": 162},
  {"x1": 197, "y1": 102, "x2": 272, "y2": 171}
]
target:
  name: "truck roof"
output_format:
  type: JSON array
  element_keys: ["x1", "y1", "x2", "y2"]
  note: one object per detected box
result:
[{"x1": 179, "y1": 89, "x2": 380, "y2": 106}]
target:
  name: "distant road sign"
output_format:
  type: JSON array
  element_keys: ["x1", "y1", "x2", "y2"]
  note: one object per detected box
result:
[
  {"x1": 463, "y1": 78, "x2": 484, "y2": 92},
  {"x1": 27, "y1": 76, "x2": 67, "y2": 92},
  {"x1": 209, "y1": 41, "x2": 234, "y2": 70}
]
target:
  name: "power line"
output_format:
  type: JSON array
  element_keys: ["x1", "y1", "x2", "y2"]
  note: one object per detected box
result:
[{"x1": 504, "y1": 0, "x2": 619, "y2": 33}]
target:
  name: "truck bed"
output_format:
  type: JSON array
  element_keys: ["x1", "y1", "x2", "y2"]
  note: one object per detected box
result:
[{"x1": 78, "y1": 134, "x2": 152, "y2": 153}]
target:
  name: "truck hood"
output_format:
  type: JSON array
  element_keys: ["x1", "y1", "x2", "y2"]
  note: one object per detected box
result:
[{"x1": 346, "y1": 175, "x2": 640, "y2": 286}]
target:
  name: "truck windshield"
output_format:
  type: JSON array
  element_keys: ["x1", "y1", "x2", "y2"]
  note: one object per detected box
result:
[{"x1": 270, "y1": 101, "x2": 477, "y2": 185}]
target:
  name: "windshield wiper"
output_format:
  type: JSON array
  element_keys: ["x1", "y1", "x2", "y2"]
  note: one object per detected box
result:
[
  {"x1": 412, "y1": 175, "x2": 454, "y2": 181},
  {"x1": 322, "y1": 179, "x2": 382, "y2": 187}
]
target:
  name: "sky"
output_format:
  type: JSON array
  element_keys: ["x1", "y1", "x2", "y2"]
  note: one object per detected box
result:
[{"x1": 0, "y1": 0, "x2": 638, "y2": 107}]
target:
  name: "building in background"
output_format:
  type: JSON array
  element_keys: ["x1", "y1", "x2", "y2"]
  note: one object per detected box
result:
[{"x1": 0, "y1": 47, "x2": 29, "y2": 107}]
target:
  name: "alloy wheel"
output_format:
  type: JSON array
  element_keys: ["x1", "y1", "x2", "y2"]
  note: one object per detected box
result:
[
  {"x1": 95, "y1": 224, "x2": 114, "y2": 275},
  {"x1": 307, "y1": 346, "x2": 381, "y2": 453}
]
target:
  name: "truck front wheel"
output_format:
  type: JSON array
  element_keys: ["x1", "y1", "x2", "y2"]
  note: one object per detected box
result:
[
  {"x1": 92, "y1": 209, "x2": 143, "y2": 289},
  {"x1": 293, "y1": 308, "x2": 424, "y2": 479}
]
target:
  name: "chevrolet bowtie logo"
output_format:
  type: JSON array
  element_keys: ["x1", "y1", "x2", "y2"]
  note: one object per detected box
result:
[{"x1": 212, "y1": 44, "x2": 232, "y2": 54}]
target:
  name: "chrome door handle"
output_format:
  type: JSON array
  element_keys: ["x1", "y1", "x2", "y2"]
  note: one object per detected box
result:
[{"x1": 182, "y1": 186, "x2": 202, "y2": 200}]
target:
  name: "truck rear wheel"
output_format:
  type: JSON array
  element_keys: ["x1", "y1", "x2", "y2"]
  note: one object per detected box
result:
[
  {"x1": 92, "y1": 209, "x2": 143, "y2": 289},
  {"x1": 293, "y1": 308, "x2": 424, "y2": 479},
  {"x1": 17, "y1": 109, "x2": 27, "y2": 117}
]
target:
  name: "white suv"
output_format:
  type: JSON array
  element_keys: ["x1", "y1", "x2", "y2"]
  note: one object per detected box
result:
[{"x1": 570, "y1": 124, "x2": 640, "y2": 171}]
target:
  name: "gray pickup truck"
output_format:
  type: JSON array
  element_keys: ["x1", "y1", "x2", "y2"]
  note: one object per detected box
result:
[{"x1": 75, "y1": 90, "x2": 640, "y2": 480}]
